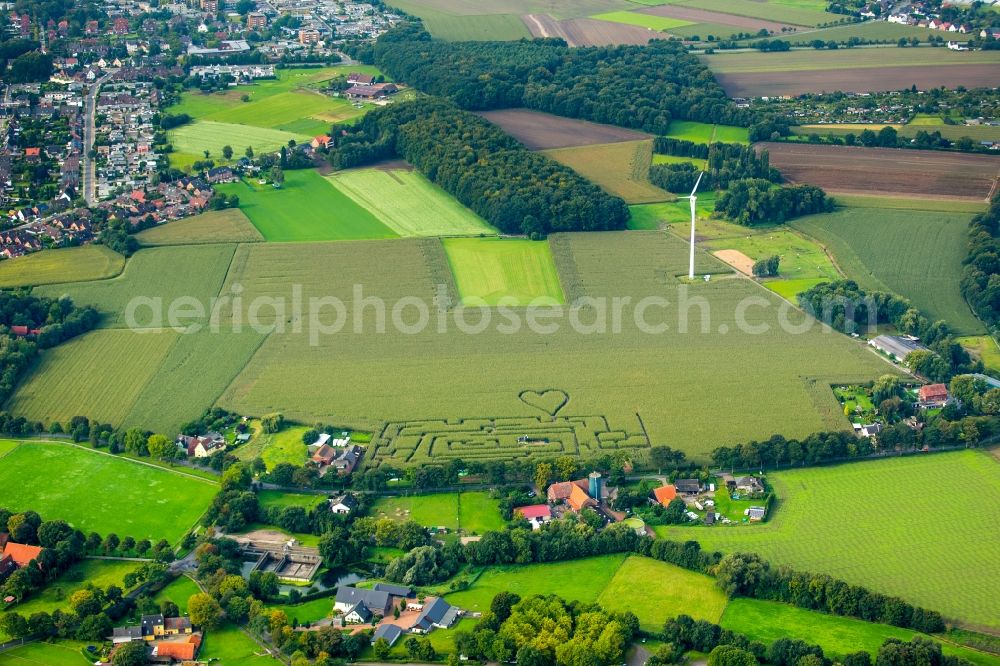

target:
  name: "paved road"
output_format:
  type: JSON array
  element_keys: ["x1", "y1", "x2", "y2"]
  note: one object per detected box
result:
[{"x1": 82, "y1": 69, "x2": 116, "y2": 206}]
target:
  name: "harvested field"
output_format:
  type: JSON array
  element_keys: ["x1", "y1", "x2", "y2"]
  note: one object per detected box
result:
[
  {"x1": 543, "y1": 140, "x2": 671, "y2": 204},
  {"x1": 639, "y1": 4, "x2": 801, "y2": 32},
  {"x1": 522, "y1": 13, "x2": 656, "y2": 45},
  {"x1": 135, "y1": 209, "x2": 264, "y2": 246},
  {"x1": 479, "y1": 108, "x2": 650, "y2": 150},
  {"x1": 716, "y1": 64, "x2": 1000, "y2": 96},
  {"x1": 713, "y1": 249, "x2": 755, "y2": 275},
  {"x1": 758, "y1": 142, "x2": 1000, "y2": 201}
]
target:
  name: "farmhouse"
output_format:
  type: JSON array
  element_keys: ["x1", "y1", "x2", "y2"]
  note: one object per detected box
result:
[
  {"x1": 311, "y1": 135, "x2": 331, "y2": 149},
  {"x1": 347, "y1": 73, "x2": 375, "y2": 86},
  {"x1": 176, "y1": 432, "x2": 225, "y2": 458},
  {"x1": 411, "y1": 597, "x2": 460, "y2": 633},
  {"x1": 329, "y1": 494, "x2": 358, "y2": 514},
  {"x1": 652, "y1": 484, "x2": 677, "y2": 507},
  {"x1": 547, "y1": 480, "x2": 597, "y2": 512},
  {"x1": 854, "y1": 422, "x2": 883, "y2": 438},
  {"x1": 675, "y1": 479, "x2": 702, "y2": 495},
  {"x1": 869, "y1": 335, "x2": 928, "y2": 362},
  {"x1": 732, "y1": 476, "x2": 765, "y2": 495},
  {"x1": 344, "y1": 601, "x2": 373, "y2": 624},
  {"x1": 334, "y1": 585, "x2": 403, "y2": 615},
  {"x1": 372, "y1": 623, "x2": 403, "y2": 646},
  {"x1": 1, "y1": 541, "x2": 42, "y2": 568},
  {"x1": 918, "y1": 383, "x2": 950, "y2": 408},
  {"x1": 345, "y1": 83, "x2": 398, "y2": 100},
  {"x1": 515, "y1": 504, "x2": 552, "y2": 529}
]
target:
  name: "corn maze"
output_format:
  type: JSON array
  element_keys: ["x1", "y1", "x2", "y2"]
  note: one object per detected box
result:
[{"x1": 367, "y1": 413, "x2": 652, "y2": 467}]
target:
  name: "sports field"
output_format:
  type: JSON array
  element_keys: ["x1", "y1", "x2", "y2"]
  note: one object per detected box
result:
[
  {"x1": 371, "y1": 491, "x2": 505, "y2": 533},
  {"x1": 136, "y1": 209, "x2": 264, "y2": 246},
  {"x1": 543, "y1": 140, "x2": 672, "y2": 204},
  {"x1": 662, "y1": 451, "x2": 1000, "y2": 630},
  {"x1": 0, "y1": 441, "x2": 217, "y2": 543},
  {"x1": 720, "y1": 599, "x2": 1000, "y2": 666},
  {"x1": 443, "y1": 237, "x2": 565, "y2": 305},
  {"x1": 789, "y1": 206, "x2": 984, "y2": 334},
  {"x1": 327, "y1": 167, "x2": 496, "y2": 237},
  {"x1": 0, "y1": 246, "x2": 123, "y2": 287},
  {"x1": 217, "y1": 170, "x2": 398, "y2": 241},
  {"x1": 597, "y1": 556, "x2": 728, "y2": 631}
]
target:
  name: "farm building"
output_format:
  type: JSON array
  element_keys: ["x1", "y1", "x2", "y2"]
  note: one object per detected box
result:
[
  {"x1": 329, "y1": 494, "x2": 357, "y2": 514},
  {"x1": 652, "y1": 484, "x2": 677, "y2": 506},
  {"x1": 345, "y1": 83, "x2": 398, "y2": 100},
  {"x1": 344, "y1": 602, "x2": 373, "y2": 624},
  {"x1": 515, "y1": 504, "x2": 552, "y2": 529},
  {"x1": 675, "y1": 479, "x2": 702, "y2": 494},
  {"x1": 853, "y1": 422, "x2": 883, "y2": 438},
  {"x1": 334, "y1": 584, "x2": 410, "y2": 615},
  {"x1": 176, "y1": 432, "x2": 225, "y2": 458},
  {"x1": 347, "y1": 73, "x2": 375, "y2": 86},
  {"x1": 869, "y1": 335, "x2": 928, "y2": 362},
  {"x1": 918, "y1": 383, "x2": 950, "y2": 408},
  {"x1": 1, "y1": 541, "x2": 42, "y2": 568},
  {"x1": 372, "y1": 623, "x2": 403, "y2": 646},
  {"x1": 732, "y1": 476, "x2": 764, "y2": 494},
  {"x1": 411, "y1": 597, "x2": 460, "y2": 634},
  {"x1": 747, "y1": 506, "x2": 767, "y2": 522},
  {"x1": 547, "y1": 479, "x2": 597, "y2": 512}
]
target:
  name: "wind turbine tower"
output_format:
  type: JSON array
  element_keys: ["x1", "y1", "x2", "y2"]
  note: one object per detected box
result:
[{"x1": 680, "y1": 171, "x2": 705, "y2": 280}]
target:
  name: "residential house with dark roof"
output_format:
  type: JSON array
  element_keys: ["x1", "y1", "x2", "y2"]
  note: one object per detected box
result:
[
  {"x1": 675, "y1": 479, "x2": 701, "y2": 495},
  {"x1": 334, "y1": 586, "x2": 392, "y2": 616},
  {"x1": 372, "y1": 623, "x2": 402, "y2": 646},
  {"x1": 344, "y1": 601, "x2": 373, "y2": 624},
  {"x1": 372, "y1": 583, "x2": 411, "y2": 597},
  {"x1": 411, "y1": 597, "x2": 459, "y2": 634}
]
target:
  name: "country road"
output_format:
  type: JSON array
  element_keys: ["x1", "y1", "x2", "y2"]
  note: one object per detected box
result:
[{"x1": 82, "y1": 69, "x2": 116, "y2": 206}]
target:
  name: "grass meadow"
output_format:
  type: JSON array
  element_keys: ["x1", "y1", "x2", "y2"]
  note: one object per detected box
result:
[
  {"x1": 789, "y1": 206, "x2": 984, "y2": 334},
  {"x1": 153, "y1": 575, "x2": 202, "y2": 615},
  {"x1": 597, "y1": 557, "x2": 728, "y2": 631},
  {"x1": 198, "y1": 625, "x2": 282, "y2": 665},
  {"x1": 0, "y1": 246, "x2": 123, "y2": 287},
  {"x1": 543, "y1": 140, "x2": 672, "y2": 204},
  {"x1": 0, "y1": 441, "x2": 217, "y2": 543},
  {"x1": 443, "y1": 238, "x2": 565, "y2": 305},
  {"x1": 662, "y1": 451, "x2": 1000, "y2": 631},
  {"x1": 327, "y1": 168, "x2": 496, "y2": 237},
  {"x1": 665, "y1": 120, "x2": 750, "y2": 145},
  {"x1": 135, "y1": 209, "x2": 264, "y2": 246},
  {"x1": 234, "y1": 425, "x2": 311, "y2": 470},
  {"x1": 957, "y1": 336, "x2": 1000, "y2": 374},
  {"x1": 720, "y1": 599, "x2": 1000, "y2": 666},
  {"x1": 257, "y1": 490, "x2": 326, "y2": 511},
  {"x1": 0, "y1": 641, "x2": 94, "y2": 665},
  {"x1": 217, "y1": 170, "x2": 398, "y2": 242},
  {"x1": 371, "y1": 492, "x2": 505, "y2": 533},
  {"x1": 168, "y1": 121, "x2": 308, "y2": 170},
  {"x1": 590, "y1": 10, "x2": 692, "y2": 30}
]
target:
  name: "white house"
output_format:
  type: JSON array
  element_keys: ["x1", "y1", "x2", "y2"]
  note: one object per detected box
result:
[{"x1": 329, "y1": 494, "x2": 357, "y2": 514}]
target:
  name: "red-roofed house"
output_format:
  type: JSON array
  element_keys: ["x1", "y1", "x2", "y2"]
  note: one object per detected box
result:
[
  {"x1": 918, "y1": 383, "x2": 949, "y2": 408},
  {"x1": 546, "y1": 481, "x2": 575, "y2": 504},
  {"x1": 24, "y1": 148, "x2": 40, "y2": 162},
  {"x1": 567, "y1": 484, "x2": 596, "y2": 512},
  {"x1": 652, "y1": 485, "x2": 677, "y2": 507},
  {"x1": 2, "y1": 542, "x2": 43, "y2": 568},
  {"x1": 311, "y1": 135, "x2": 331, "y2": 149},
  {"x1": 515, "y1": 504, "x2": 551, "y2": 529},
  {"x1": 153, "y1": 633, "x2": 201, "y2": 660}
]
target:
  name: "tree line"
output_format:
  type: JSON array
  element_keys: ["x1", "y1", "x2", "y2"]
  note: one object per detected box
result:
[
  {"x1": 798, "y1": 280, "x2": 977, "y2": 381},
  {"x1": 961, "y1": 192, "x2": 1000, "y2": 332},
  {"x1": 648, "y1": 140, "x2": 780, "y2": 194},
  {"x1": 365, "y1": 23, "x2": 750, "y2": 135},
  {"x1": 328, "y1": 98, "x2": 630, "y2": 236},
  {"x1": 714, "y1": 179, "x2": 833, "y2": 226}
]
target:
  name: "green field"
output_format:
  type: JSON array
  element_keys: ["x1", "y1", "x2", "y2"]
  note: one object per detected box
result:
[
  {"x1": 386, "y1": 2, "x2": 532, "y2": 40},
  {"x1": 168, "y1": 121, "x2": 308, "y2": 170},
  {"x1": 215, "y1": 232, "x2": 891, "y2": 462},
  {"x1": 828, "y1": 194, "x2": 987, "y2": 214},
  {"x1": 702, "y1": 227, "x2": 840, "y2": 282},
  {"x1": 0, "y1": 441, "x2": 217, "y2": 543},
  {"x1": 591, "y1": 10, "x2": 693, "y2": 30},
  {"x1": 661, "y1": 451, "x2": 1000, "y2": 630},
  {"x1": 652, "y1": 154, "x2": 708, "y2": 169},
  {"x1": 327, "y1": 167, "x2": 496, "y2": 237},
  {"x1": 664, "y1": 120, "x2": 750, "y2": 145},
  {"x1": 720, "y1": 599, "x2": 1000, "y2": 666},
  {"x1": 794, "y1": 122, "x2": 1000, "y2": 144},
  {"x1": 543, "y1": 140, "x2": 672, "y2": 204},
  {"x1": 267, "y1": 596, "x2": 335, "y2": 625},
  {"x1": 257, "y1": 490, "x2": 326, "y2": 511},
  {"x1": 232, "y1": 425, "x2": 311, "y2": 470},
  {"x1": 628, "y1": 196, "x2": 715, "y2": 230},
  {"x1": 0, "y1": 640, "x2": 93, "y2": 665},
  {"x1": 0, "y1": 246, "x2": 123, "y2": 287},
  {"x1": 958, "y1": 336, "x2": 1000, "y2": 374},
  {"x1": 444, "y1": 238, "x2": 565, "y2": 305},
  {"x1": 789, "y1": 206, "x2": 984, "y2": 334},
  {"x1": 199, "y1": 625, "x2": 282, "y2": 665},
  {"x1": 446, "y1": 554, "x2": 629, "y2": 611},
  {"x1": 153, "y1": 575, "x2": 202, "y2": 615},
  {"x1": 217, "y1": 170, "x2": 398, "y2": 242},
  {"x1": 371, "y1": 491, "x2": 504, "y2": 533},
  {"x1": 0, "y1": 560, "x2": 140, "y2": 641},
  {"x1": 669, "y1": 0, "x2": 840, "y2": 25},
  {"x1": 136, "y1": 209, "x2": 264, "y2": 246},
  {"x1": 703, "y1": 48, "x2": 1000, "y2": 72},
  {"x1": 597, "y1": 556, "x2": 728, "y2": 631}
]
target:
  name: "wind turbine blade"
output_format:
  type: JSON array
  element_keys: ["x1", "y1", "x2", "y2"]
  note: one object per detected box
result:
[{"x1": 690, "y1": 171, "x2": 704, "y2": 197}]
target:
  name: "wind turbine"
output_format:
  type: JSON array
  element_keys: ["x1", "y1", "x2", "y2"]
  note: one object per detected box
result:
[{"x1": 680, "y1": 171, "x2": 705, "y2": 280}]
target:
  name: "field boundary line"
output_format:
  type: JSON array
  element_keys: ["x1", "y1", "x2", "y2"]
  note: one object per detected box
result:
[
  {"x1": 17, "y1": 438, "x2": 220, "y2": 485},
  {"x1": 0, "y1": 442, "x2": 20, "y2": 460}
]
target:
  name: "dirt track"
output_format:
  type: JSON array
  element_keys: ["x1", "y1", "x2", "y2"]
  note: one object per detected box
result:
[
  {"x1": 639, "y1": 4, "x2": 804, "y2": 31},
  {"x1": 758, "y1": 142, "x2": 1000, "y2": 200},
  {"x1": 522, "y1": 13, "x2": 657, "y2": 46},
  {"x1": 717, "y1": 64, "x2": 1000, "y2": 97},
  {"x1": 479, "y1": 108, "x2": 651, "y2": 150}
]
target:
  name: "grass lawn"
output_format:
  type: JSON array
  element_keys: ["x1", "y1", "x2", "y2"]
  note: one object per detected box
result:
[
  {"x1": 370, "y1": 492, "x2": 503, "y2": 534},
  {"x1": 233, "y1": 425, "x2": 310, "y2": 470},
  {"x1": 652, "y1": 154, "x2": 708, "y2": 169},
  {"x1": 597, "y1": 556, "x2": 727, "y2": 631},
  {"x1": 0, "y1": 640, "x2": 94, "y2": 665},
  {"x1": 720, "y1": 599, "x2": 1000, "y2": 666},
  {"x1": 591, "y1": 10, "x2": 693, "y2": 30},
  {"x1": 764, "y1": 277, "x2": 829, "y2": 301},
  {"x1": 0, "y1": 441, "x2": 217, "y2": 543},
  {"x1": 267, "y1": 597, "x2": 334, "y2": 625},
  {"x1": 217, "y1": 170, "x2": 398, "y2": 242},
  {"x1": 662, "y1": 451, "x2": 1000, "y2": 631},
  {"x1": 0, "y1": 246, "x2": 123, "y2": 287},
  {"x1": 543, "y1": 140, "x2": 671, "y2": 204},
  {"x1": 443, "y1": 237, "x2": 565, "y2": 305},
  {"x1": 628, "y1": 196, "x2": 714, "y2": 230},
  {"x1": 168, "y1": 121, "x2": 307, "y2": 169},
  {"x1": 665, "y1": 120, "x2": 750, "y2": 145},
  {"x1": 446, "y1": 554, "x2": 629, "y2": 612},
  {"x1": 789, "y1": 205, "x2": 984, "y2": 335},
  {"x1": 257, "y1": 489, "x2": 326, "y2": 512},
  {"x1": 199, "y1": 625, "x2": 282, "y2": 665},
  {"x1": 153, "y1": 575, "x2": 202, "y2": 615},
  {"x1": 957, "y1": 336, "x2": 1000, "y2": 374},
  {"x1": 0, "y1": 560, "x2": 140, "y2": 641},
  {"x1": 702, "y1": 228, "x2": 840, "y2": 282},
  {"x1": 327, "y1": 167, "x2": 496, "y2": 237},
  {"x1": 458, "y1": 491, "x2": 508, "y2": 534},
  {"x1": 136, "y1": 209, "x2": 264, "y2": 246}
]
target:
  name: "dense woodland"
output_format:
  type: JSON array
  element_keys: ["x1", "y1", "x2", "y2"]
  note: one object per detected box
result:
[
  {"x1": 961, "y1": 192, "x2": 1000, "y2": 332},
  {"x1": 0, "y1": 292, "x2": 99, "y2": 405},
  {"x1": 714, "y1": 179, "x2": 833, "y2": 226},
  {"x1": 649, "y1": 140, "x2": 781, "y2": 193},
  {"x1": 328, "y1": 99, "x2": 630, "y2": 236},
  {"x1": 366, "y1": 23, "x2": 751, "y2": 135}
]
